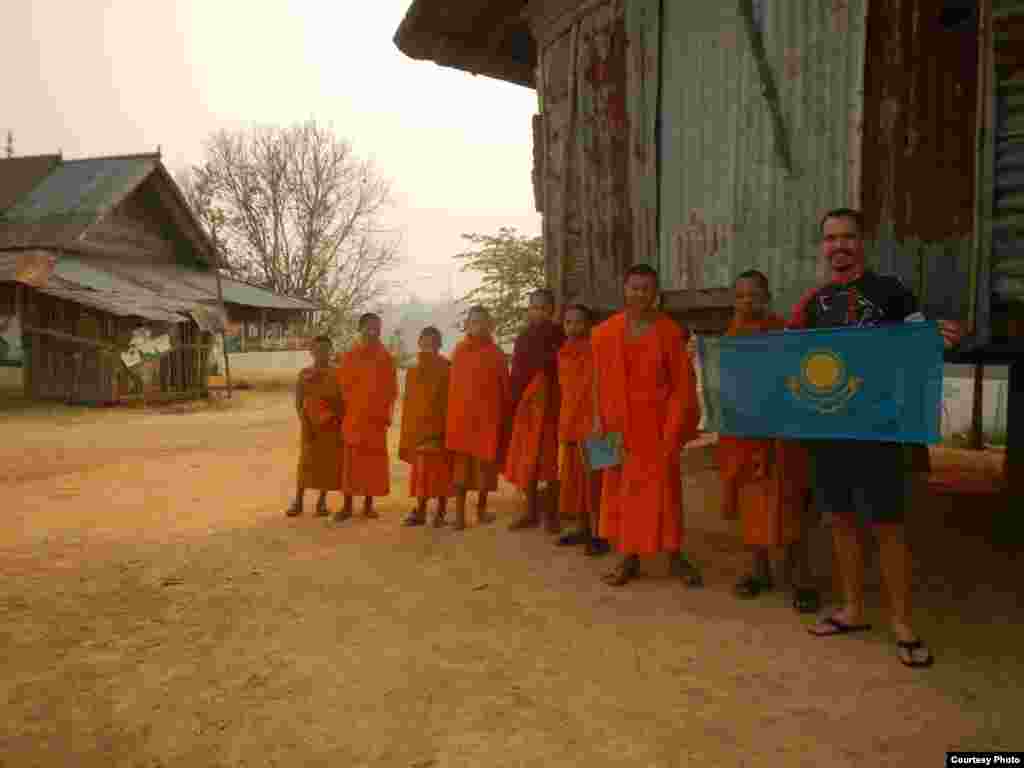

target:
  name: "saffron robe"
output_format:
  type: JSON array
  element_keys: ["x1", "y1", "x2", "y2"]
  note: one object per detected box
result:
[
  {"x1": 399, "y1": 351, "x2": 454, "y2": 499},
  {"x1": 337, "y1": 341, "x2": 397, "y2": 497},
  {"x1": 502, "y1": 321, "x2": 565, "y2": 489},
  {"x1": 715, "y1": 314, "x2": 809, "y2": 548},
  {"x1": 446, "y1": 334, "x2": 508, "y2": 492},
  {"x1": 297, "y1": 366, "x2": 343, "y2": 491},
  {"x1": 592, "y1": 313, "x2": 700, "y2": 555},
  {"x1": 557, "y1": 337, "x2": 598, "y2": 520}
]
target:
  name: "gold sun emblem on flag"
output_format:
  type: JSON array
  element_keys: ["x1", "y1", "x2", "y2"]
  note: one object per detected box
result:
[{"x1": 786, "y1": 349, "x2": 863, "y2": 414}]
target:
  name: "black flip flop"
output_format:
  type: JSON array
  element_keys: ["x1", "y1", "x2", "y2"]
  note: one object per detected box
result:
[
  {"x1": 734, "y1": 575, "x2": 774, "y2": 599},
  {"x1": 402, "y1": 511, "x2": 426, "y2": 527},
  {"x1": 808, "y1": 616, "x2": 873, "y2": 636},
  {"x1": 557, "y1": 530, "x2": 588, "y2": 546},
  {"x1": 897, "y1": 639, "x2": 934, "y2": 668},
  {"x1": 792, "y1": 587, "x2": 821, "y2": 614}
]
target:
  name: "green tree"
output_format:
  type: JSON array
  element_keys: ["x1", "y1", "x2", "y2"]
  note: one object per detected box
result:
[{"x1": 454, "y1": 227, "x2": 546, "y2": 346}]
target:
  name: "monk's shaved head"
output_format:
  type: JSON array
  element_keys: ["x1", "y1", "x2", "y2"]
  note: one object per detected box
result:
[
  {"x1": 735, "y1": 270, "x2": 770, "y2": 297},
  {"x1": 359, "y1": 313, "x2": 381, "y2": 329},
  {"x1": 467, "y1": 305, "x2": 490, "y2": 320},
  {"x1": 420, "y1": 326, "x2": 442, "y2": 348}
]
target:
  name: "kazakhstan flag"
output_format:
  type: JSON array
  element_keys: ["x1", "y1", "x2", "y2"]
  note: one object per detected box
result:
[{"x1": 696, "y1": 322, "x2": 944, "y2": 443}]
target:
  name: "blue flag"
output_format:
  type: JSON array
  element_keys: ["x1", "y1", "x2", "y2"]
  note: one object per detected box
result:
[{"x1": 696, "y1": 322, "x2": 944, "y2": 443}]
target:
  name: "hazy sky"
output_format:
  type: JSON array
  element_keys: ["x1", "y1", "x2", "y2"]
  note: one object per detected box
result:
[{"x1": 4, "y1": 0, "x2": 541, "y2": 302}]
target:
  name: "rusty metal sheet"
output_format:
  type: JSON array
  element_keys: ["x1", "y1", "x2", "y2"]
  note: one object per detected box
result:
[{"x1": 658, "y1": 2, "x2": 867, "y2": 315}]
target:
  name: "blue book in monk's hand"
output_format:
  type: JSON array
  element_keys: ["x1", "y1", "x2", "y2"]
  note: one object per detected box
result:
[{"x1": 585, "y1": 432, "x2": 623, "y2": 470}]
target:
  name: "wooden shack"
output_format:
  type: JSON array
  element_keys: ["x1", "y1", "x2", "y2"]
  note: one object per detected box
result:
[
  {"x1": 0, "y1": 153, "x2": 318, "y2": 404},
  {"x1": 395, "y1": 0, "x2": 1024, "y2": 490}
]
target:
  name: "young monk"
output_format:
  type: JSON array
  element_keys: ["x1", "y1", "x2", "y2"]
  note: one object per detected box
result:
[
  {"x1": 287, "y1": 335, "x2": 343, "y2": 517},
  {"x1": 554, "y1": 303, "x2": 611, "y2": 556},
  {"x1": 445, "y1": 305, "x2": 509, "y2": 530},
  {"x1": 335, "y1": 313, "x2": 398, "y2": 522},
  {"x1": 717, "y1": 270, "x2": 820, "y2": 611},
  {"x1": 591, "y1": 263, "x2": 703, "y2": 587},
  {"x1": 399, "y1": 326, "x2": 453, "y2": 527},
  {"x1": 504, "y1": 289, "x2": 566, "y2": 533}
]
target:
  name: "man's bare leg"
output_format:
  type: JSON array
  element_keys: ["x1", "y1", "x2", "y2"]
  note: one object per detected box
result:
[
  {"x1": 876, "y1": 521, "x2": 932, "y2": 666},
  {"x1": 543, "y1": 481, "x2": 562, "y2": 533},
  {"x1": 286, "y1": 487, "x2": 305, "y2": 517},
  {"x1": 363, "y1": 496, "x2": 378, "y2": 519},
  {"x1": 313, "y1": 491, "x2": 330, "y2": 517},
  {"x1": 404, "y1": 498, "x2": 428, "y2": 526},
  {"x1": 509, "y1": 481, "x2": 540, "y2": 529},
  {"x1": 735, "y1": 547, "x2": 773, "y2": 597},
  {"x1": 453, "y1": 489, "x2": 468, "y2": 531},
  {"x1": 477, "y1": 490, "x2": 495, "y2": 524},
  {"x1": 433, "y1": 497, "x2": 448, "y2": 527},
  {"x1": 809, "y1": 513, "x2": 870, "y2": 634},
  {"x1": 333, "y1": 495, "x2": 354, "y2": 523}
]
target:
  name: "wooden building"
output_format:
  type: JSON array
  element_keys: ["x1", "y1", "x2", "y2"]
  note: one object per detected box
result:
[
  {"x1": 0, "y1": 153, "x2": 318, "y2": 404},
  {"x1": 394, "y1": 0, "x2": 1024, "y2": 491}
]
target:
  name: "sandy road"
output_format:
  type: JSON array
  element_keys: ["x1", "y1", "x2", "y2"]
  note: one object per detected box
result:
[{"x1": 1, "y1": 390, "x2": 1020, "y2": 767}]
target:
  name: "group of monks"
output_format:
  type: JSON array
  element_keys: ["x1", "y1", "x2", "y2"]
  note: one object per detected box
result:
[
  {"x1": 287, "y1": 262, "x2": 809, "y2": 600},
  {"x1": 287, "y1": 208, "x2": 969, "y2": 669}
]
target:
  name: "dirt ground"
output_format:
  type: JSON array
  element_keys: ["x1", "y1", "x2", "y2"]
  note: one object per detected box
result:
[{"x1": 1, "y1": 384, "x2": 1021, "y2": 767}]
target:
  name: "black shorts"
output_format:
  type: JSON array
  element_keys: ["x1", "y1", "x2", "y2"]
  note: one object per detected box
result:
[{"x1": 806, "y1": 440, "x2": 909, "y2": 525}]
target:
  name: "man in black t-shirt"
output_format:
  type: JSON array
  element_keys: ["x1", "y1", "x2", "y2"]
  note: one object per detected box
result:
[{"x1": 789, "y1": 208, "x2": 962, "y2": 668}]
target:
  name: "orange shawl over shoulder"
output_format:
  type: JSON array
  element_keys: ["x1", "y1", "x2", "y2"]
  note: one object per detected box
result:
[
  {"x1": 399, "y1": 351, "x2": 450, "y2": 464},
  {"x1": 337, "y1": 341, "x2": 397, "y2": 447},
  {"x1": 445, "y1": 334, "x2": 509, "y2": 463},
  {"x1": 557, "y1": 337, "x2": 594, "y2": 444}
]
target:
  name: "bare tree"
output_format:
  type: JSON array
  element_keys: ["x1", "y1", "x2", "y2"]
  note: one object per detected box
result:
[
  {"x1": 178, "y1": 121, "x2": 401, "y2": 345},
  {"x1": 4, "y1": 131, "x2": 13, "y2": 159}
]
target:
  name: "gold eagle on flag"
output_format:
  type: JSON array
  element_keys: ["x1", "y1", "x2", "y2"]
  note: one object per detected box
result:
[{"x1": 785, "y1": 348, "x2": 863, "y2": 414}]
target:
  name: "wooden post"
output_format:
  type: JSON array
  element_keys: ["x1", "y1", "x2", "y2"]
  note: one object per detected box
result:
[
  {"x1": 213, "y1": 268, "x2": 233, "y2": 400},
  {"x1": 260, "y1": 309, "x2": 267, "y2": 350},
  {"x1": 969, "y1": 362, "x2": 985, "y2": 449}
]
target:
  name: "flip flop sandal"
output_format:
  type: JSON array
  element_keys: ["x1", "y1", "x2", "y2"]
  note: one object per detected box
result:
[
  {"x1": 808, "y1": 616, "x2": 873, "y2": 636},
  {"x1": 332, "y1": 509, "x2": 353, "y2": 523},
  {"x1": 285, "y1": 506, "x2": 302, "y2": 517},
  {"x1": 585, "y1": 538, "x2": 611, "y2": 557},
  {"x1": 558, "y1": 530, "x2": 589, "y2": 546},
  {"x1": 402, "y1": 510, "x2": 426, "y2": 527},
  {"x1": 314, "y1": 505, "x2": 330, "y2": 518},
  {"x1": 792, "y1": 587, "x2": 821, "y2": 614},
  {"x1": 897, "y1": 639, "x2": 934, "y2": 668},
  {"x1": 602, "y1": 557, "x2": 640, "y2": 586},
  {"x1": 477, "y1": 508, "x2": 496, "y2": 525},
  {"x1": 671, "y1": 556, "x2": 704, "y2": 588},
  {"x1": 734, "y1": 575, "x2": 773, "y2": 599},
  {"x1": 433, "y1": 512, "x2": 447, "y2": 528}
]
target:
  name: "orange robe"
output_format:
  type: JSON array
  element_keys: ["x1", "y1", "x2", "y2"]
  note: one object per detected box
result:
[
  {"x1": 716, "y1": 314, "x2": 809, "y2": 548},
  {"x1": 399, "y1": 351, "x2": 454, "y2": 499},
  {"x1": 592, "y1": 313, "x2": 700, "y2": 555},
  {"x1": 557, "y1": 337, "x2": 600, "y2": 521},
  {"x1": 297, "y1": 367, "x2": 343, "y2": 491},
  {"x1": 337, "y1": 341, "x2": 397, "y2": 497},
  {"x1": 502, "y1": 322, "x2": 564, "y2": 488},
  {"x1": 445, "y1": 334, "x2": 509, "y2": 492}
]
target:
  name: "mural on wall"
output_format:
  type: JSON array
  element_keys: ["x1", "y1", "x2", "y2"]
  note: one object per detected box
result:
[{"x1": 0, "y1": 313, "x2": 23, "y2": 365}]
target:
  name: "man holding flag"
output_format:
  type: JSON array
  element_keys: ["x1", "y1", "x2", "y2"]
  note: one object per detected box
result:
[{"x1": 790, "y1": 208, "x2": 962, "y2": 668}]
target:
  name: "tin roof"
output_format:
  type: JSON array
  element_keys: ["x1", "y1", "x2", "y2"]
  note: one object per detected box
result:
[
  {"x1": 0, "y1": 155, "x2": 62, "y2": 214},
  {"x1": 2, "y1": 154, "x2": 158, "y2": 228}
]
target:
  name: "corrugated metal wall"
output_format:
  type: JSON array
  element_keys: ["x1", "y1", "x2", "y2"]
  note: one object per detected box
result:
[
  {"x1": 658, "y1": 1, "x2": 866, "y2": 316},
  {"x1": 991, "y1": 0, "x2": 1024, "y2": 303}
]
